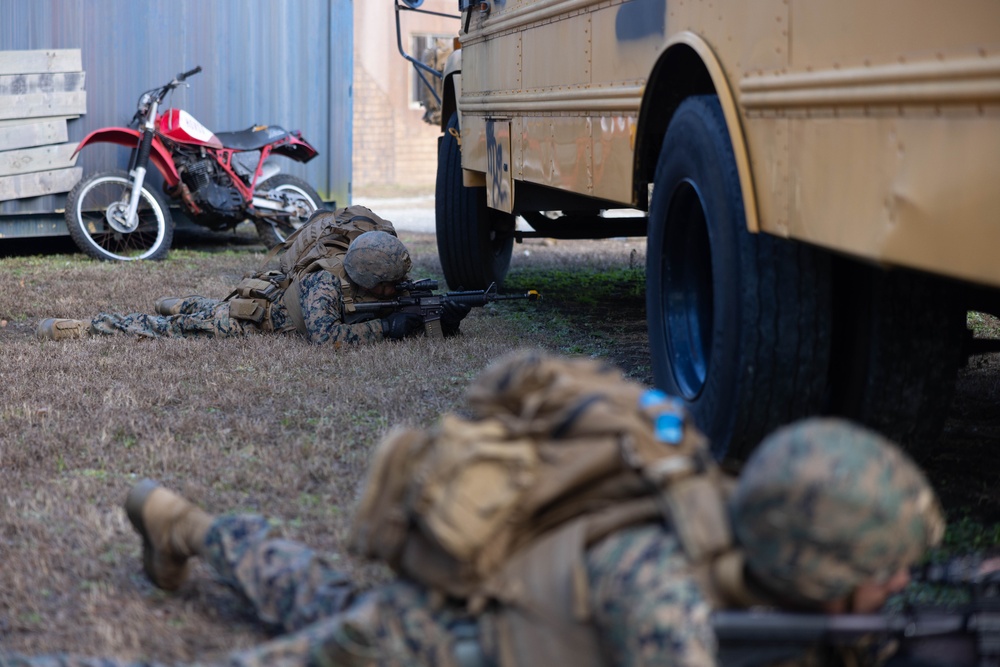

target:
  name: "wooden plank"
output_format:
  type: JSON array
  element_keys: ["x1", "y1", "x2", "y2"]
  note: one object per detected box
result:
[
  {"x1": 0, "y1": 118, "x2": 69, "y2": 151},
  {"x1": 0, "y1": 143, "x2": 79, "y2": 177},
  {"x1": 0, "y1": 115, "x2": 78, "y2": 128},
  {"x1": 0, "y1": 72, "x2": 86, "y2": 96},
  {"x1": 0, "y1": 166, "x2": 82, "y2": 201},
  {"x1": 0, "y1": 50, "x2": 82, "y2": 76},
  {"x1": 0, "y1": 91, "x2": 87, "y2": 121}
]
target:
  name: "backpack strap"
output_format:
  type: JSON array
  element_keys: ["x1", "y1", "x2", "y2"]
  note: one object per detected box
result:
[
  {"x1": 334, "y1": 269, "x2": 358, "y2": 316},
  {"x1": 282, "y1": 276, "x2": 307, "y2": 334},
  {"x1": 481, "y1": 498, "x2": 665, "y2": 667},
  {"x1": 486, "y1": 518, "x2": 607, "y2": 667},
  {"x1": 280, "y1": 258, "x2": 359, "y2": 335}
]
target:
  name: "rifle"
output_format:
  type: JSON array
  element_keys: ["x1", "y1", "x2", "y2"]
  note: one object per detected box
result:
[
  {"x1": 352, "y1": 278, "x2": 541, "y2": 338},
  {"x1": 713, "y1": 556, "x2": 1000, "y2": 667}
]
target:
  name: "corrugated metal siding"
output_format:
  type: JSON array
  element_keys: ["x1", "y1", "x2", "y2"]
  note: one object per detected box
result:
[{"x1": 0, "y1": 0, "x2": 352, "y2": 220}]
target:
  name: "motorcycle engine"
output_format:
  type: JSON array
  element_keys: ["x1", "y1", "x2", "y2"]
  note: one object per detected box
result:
[{"x1": 179, "y1": 157, "x2": 243, "y2": 218}]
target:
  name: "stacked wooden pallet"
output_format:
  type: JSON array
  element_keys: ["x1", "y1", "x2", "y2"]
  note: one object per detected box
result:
[{"x1": 0, "y1": 49, "x2": 86, "y2": 201}]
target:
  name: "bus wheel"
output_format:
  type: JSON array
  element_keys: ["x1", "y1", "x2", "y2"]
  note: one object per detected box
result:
[
  {"x1": 646, "y1": 95, "x2": 831, "y2": 461},
  {"x1": 435, "y1": 111, "x2": 514, "y2": 289}
]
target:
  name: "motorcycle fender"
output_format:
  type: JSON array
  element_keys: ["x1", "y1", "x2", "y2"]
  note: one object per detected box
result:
[
  {"x1": 74, "y1": 127, "x2": 181, "y2": 186},
  {"x1": 270, "y1": 132, "x2": 319, "y2": 163}
]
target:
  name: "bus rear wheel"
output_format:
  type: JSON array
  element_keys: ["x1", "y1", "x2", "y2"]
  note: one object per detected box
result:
[{"x1": 646, "y1": 96, "x2": 832, "y2": 461}]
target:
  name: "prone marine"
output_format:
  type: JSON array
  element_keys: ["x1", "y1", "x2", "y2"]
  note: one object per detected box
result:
[{"x1": 35, "y1": 206, "x2": 470, "y2": 345}]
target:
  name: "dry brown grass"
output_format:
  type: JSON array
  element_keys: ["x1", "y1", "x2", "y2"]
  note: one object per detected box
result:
[
  {"x1": 0, "y1": 231, "x2": 647, "y2": 661},
  {"x1": 3, "y1": 230, "x2": 998, "y2": 661}
]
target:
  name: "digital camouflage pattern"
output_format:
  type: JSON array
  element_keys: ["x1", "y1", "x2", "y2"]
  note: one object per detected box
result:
[
  {"x1": 733, "y1": 418, "x2": 946, "y2": 603},
  {"x1": 586, "y1": 525, "x2": 717, "y2": 666},
  {"x1": 91, "y1": 295, "x2": 255, "y2": 339},
  {"x1": 0, "y1": 517, "x2": 717, "y2": 667},
  {"x1": 341, "y1": 231, "x2": 411, "y2": 290},
  {"x1": 90, "y1": 271, "x2": 385, "y2": 346}
]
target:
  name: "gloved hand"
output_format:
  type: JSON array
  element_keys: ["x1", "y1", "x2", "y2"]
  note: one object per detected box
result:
[
  {"x1": 440, "y1": 300, "x2": 472, "y2": 337},
  {"x1": 381, "y1": 312, "x2": 424, "y2": 340}
]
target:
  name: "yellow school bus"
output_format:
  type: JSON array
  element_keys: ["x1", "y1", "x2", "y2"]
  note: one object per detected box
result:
[{"x1": 403, "y1": 0, "x2": 1000, "y2": 459}]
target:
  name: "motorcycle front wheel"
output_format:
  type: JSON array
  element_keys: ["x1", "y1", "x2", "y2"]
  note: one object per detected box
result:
[
  {"x1": 65, "y1": 170, "x2": 174, "y2": 261},
  {"x1": 253, "y1": 174, "x2": 324, "y2": 248}
]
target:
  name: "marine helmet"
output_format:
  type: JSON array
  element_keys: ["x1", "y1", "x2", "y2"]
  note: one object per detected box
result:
[
  {"x1": 732, "y1": 418, "x2": 945, "y2": 603},
  {"x1": 343, "y1": 231, "x2": 412, "y2": 290}
]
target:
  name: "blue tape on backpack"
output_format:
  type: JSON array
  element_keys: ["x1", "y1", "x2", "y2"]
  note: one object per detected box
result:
[
  {"x1": 655, "y1": 413, "x2": 684, "y2": 444},
  {"x1": 640, "y1": 389, "x2": 685, "y2": 444},
  {"x1": 640, "y1": 389, "x2": 669, "y2": 409}
]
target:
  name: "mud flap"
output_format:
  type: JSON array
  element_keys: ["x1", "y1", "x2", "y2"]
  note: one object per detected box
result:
[{"x1": 486, "y1": 119, "x2": 513, "y2": 213}]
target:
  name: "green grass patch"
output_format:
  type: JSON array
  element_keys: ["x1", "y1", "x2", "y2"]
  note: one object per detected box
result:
[
  {"x1": 506, "y1": 266, "x2": 645, "y2": 305},
  {"x1": 968, "y1": 311, "x2": 1000, "y2": 338}
]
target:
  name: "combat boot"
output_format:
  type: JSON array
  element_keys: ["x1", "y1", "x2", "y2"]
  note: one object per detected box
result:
[
  {"x1": 125, "y1": 479, "x2": 214, "y2": 591},
  {"x1": 36, "y1": 318, "x2": 91, "y2": 341},
  {"x1": 154, "y1": 297, "x2": 184, "y2": 316}
]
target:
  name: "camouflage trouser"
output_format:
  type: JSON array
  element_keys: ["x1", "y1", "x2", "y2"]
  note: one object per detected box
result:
[
  {"x1": 90, "y1": 297, "x2": 256, "y2": 339},
  {"x1": 198, "y1": 516, "x2": 478, "y2": 666},
  {"x1": 0, "y1": 515, "x2": 465, "y2": 667}
]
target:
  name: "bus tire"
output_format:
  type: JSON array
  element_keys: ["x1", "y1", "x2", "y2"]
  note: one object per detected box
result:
[{"x1": 646, "y1": 95, "x2": 832, "y2": 461}]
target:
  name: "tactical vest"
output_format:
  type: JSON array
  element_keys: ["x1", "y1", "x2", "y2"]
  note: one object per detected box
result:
[
  {"x1": 347, "y1": 352, "x2": 750, "y2": 667},
  {"x1": 227, "y1": 206, "x2": 397, "y2": 332}
]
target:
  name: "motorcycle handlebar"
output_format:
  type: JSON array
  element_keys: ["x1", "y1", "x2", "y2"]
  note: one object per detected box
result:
[
  {"x1": 178, "y1": 66, "x2": 202, "y2": 81},
  {"x1": 151, "y1": 66, "x2": 201, "y2": 102}
]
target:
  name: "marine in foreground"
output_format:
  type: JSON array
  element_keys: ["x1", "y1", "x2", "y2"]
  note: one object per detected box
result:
[{"x1": 0, "y1": 351, "x2": 952, "y2": 666}]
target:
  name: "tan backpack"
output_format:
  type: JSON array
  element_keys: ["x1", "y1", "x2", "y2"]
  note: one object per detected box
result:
[
  {"x1": 227, "y1": 206, "x2": 397, "y2": 332},
  {"x1": 347, "y1": 349, "x2": 736, "y2": 667}
]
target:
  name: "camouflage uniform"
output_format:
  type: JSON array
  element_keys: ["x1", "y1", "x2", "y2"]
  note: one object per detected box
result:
[
  {"x1": 90, "y1": 271, "x2": 385, "y2": 346},
  {"x1": 0, "y1": 517, "x2": 714, "y2": 667}
]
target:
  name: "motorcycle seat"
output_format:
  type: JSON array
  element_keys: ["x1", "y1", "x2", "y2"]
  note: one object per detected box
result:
[{"x1": 215, "y1": 125, "x2": 292, "y2": 151}]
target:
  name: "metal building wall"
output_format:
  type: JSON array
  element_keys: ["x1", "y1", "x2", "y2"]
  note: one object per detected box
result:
[{"x1": 0, "y1": 0, "x2": 353, "y2": 234}]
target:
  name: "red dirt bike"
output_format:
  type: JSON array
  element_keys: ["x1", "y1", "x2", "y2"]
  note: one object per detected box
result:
[{"x1": 66, "y1": 66, "x2": 323, "y2": 261}]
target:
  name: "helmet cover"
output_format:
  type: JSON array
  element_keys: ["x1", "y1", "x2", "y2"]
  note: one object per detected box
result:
[
  {"x1": 733, "y1": 418, "x2": 945, "y2": 603},
  {"x1": 343, "y1": 231, "x2": 412, "y2": 289}
]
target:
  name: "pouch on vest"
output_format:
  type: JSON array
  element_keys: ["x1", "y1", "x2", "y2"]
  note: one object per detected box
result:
[
  {"x1": 228, "y1": 298, "x2": 269, "y2": 326},
  {"x1": 236, "y1": 277, "x2": 282, "y2": 301},
  {"x1": 225, "y1": 273, "x2": 285, "y2": 330}
]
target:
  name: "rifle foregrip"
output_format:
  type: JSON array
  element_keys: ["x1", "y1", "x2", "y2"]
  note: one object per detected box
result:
[
  {"x1": 442, "y1": 289, "x2": 540, "y2": 305},
  {"x1": 444, "y1": 293, "x2": 490, "y2": 307}
]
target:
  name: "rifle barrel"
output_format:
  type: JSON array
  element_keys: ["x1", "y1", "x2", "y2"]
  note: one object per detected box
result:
[{"x1": 444, "y1": 289, "x2": 539, "y2": 305}]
